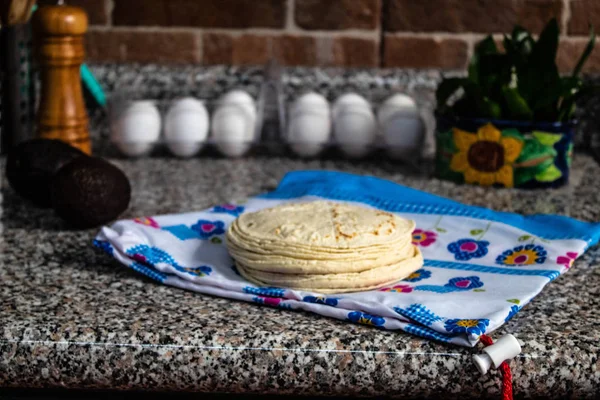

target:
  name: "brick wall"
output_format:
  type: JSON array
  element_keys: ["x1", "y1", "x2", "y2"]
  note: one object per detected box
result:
[{"x1": 49, "y1": 0, "x2": 600, "y2": 72}]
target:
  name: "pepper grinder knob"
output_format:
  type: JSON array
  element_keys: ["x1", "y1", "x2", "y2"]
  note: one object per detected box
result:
[{"x1": 33, "y1": 5, "x2": 91, "y2": 154}]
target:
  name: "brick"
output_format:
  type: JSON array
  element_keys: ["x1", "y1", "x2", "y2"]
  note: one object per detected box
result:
[
  {"x1": 203, "y1": 33, "x2": 317, "y2": 66},
  {"x1": 113, "y1": 0, "x2": 285, "y2": 28},
  {"x1": 273, "y1": 36, "x2": 319, "y2": 66},
  {"x1": 86, "y1": 30, "x2": 200, "y2": 64},
  {"x1": 557, "y1": 39, "x2": 600, "y2": 74},
  {"x1": 330, "y1": 37, "x2": 379, "y2": 67},
  {"x1": 383, "y1": 35, "x2": 468, "y2": 69},
  {"x1": 37, "y1": 0, "x2": 108, "y2": 25},
  {"x1": 203, "y1": 33, "x2": 378, "y2": 67},
  {"x1": 569, "y1": 0, "x2": 600, "y2": 35},
  {"x1": 295, "y1": 0, "x2": 381, "y2": 30},
  {"x1": 385, "y1": 0, "x2": 563, "y2": 34}
]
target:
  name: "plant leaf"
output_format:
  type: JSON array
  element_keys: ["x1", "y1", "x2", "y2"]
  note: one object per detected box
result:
[
  {"x1": 533, "y1": 18, "x2": 560, "y2": 65},
  {"x1": 473, "y1": 289, "x2": 486, "y2": 292},
  {"x1": 436, "y1": 77, "x2": 467, "y2": 110},
  {"x1": 518, "y1": 19, "x2": 560, "y2": 105},
  {"x1": 502, "y1": 86, "x2": 533, "y2": 120},
  {"x1": 435, "y1": 228, "x2": 447, "y2": 233},
  {"x1": 518, "y1": 235, "x2": 532, "y2": 242},
  {"x1": 470, "y1": 229, "x2": 484, "y2": 235},
  {"x1": 573, "y1": 24, "x2": 596, "y2": 77},
  {"x1": 535, "y1": 164, "x2": 563, "y2": 182},
  {"x1": 532, "y1": 131, "x2": 562, "y2": 146},
  {"x1": 507, "y1": 299, "x2": 521, "y2": 305},
  {"x1": 469, "y1": 36, "x2": 497, "y2": 84}
]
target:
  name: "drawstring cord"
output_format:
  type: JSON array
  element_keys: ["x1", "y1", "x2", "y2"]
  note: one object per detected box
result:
[{"x1": 480, "y1": 334, "x2": 514, "y2": 400}]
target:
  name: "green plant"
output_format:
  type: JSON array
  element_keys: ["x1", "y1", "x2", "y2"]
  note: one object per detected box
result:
[{"x1": 436, "y1": 19, "x2": 596, "y2": 122}]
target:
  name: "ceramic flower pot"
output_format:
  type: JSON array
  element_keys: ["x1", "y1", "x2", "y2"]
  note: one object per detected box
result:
[{"x1": 435, "y1": 114, "x2": 575, "y2": 188}]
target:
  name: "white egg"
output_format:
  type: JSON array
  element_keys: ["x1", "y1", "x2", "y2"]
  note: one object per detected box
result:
[
  {"x1": 382, "y1": 116, "x2": 425, "y2": 161},
  {"x1": 287, "y1": 112, "x2": 331, "y2": 158},
  {"x1": 376, "y1": 94, "x2": 424, "y2": 160},
  {"x1": 291, "y1": 92, "x2": 329, "y2": 115},
  {"x1": 332, "y1": 93, "x2": 371, "y2": 119},
  {"x1": 211, "y1": 105, "x2": 253, "y2": 157},
  {"x1": 333, "y1": 106, "x2": 376, "y2": 158},
  {"x1": 114, "y1": 142, "x2": 155, "y2": 158},
  {"x1": 111, "y1": 101, "x2": 161, "y2": 157},
  {"x1": 164, "y1": 98, "x2": 209, "y2": 158},
  {"x1": 377, "y1": 94, "x2": 419, "y2": 127},
  {"x1": 219, "y1": 90, "x2": 257, "y2": 138}
]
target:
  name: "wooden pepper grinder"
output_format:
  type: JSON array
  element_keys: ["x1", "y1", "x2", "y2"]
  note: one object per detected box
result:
[{"x1": 33, "y1": 4, "x2": 91, "y2": 154}]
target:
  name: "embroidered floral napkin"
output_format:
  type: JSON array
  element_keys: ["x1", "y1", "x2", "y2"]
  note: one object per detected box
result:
[{"x1": 94, "y1": 171, "x2": 600, "y2": 346}]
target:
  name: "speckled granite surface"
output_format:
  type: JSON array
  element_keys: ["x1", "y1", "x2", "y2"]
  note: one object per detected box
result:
[
  {"x1": 2, "y1": 154, "x2": 600, "y2": 399},
  {"x1": 2, "y1": 66, "x2": 600, "y2": 398}
]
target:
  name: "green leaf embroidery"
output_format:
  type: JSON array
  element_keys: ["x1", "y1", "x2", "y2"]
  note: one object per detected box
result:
[
  {"x1": 518, "y1": 235, "x2": 531, "y2": 242},
  {"x1": 532, "y1": 131, "x2": 562, "y2": 146},
  {"x1": 514, "y1": 137, "x2": 558, "y2": 186},
  {"x1": 501, "y1": 128, "x2": 525, "y2": 140},
  {"x1": 507, "y1": 299, "x2": 521, "y2": 304},
  {"x1": 470, "y1": 229, "x2": 484, "y2": 235},
  {"x1": 435, "y1": 228, "x2": 447, "y2": 233},
  {"x1": 535, "y1": 164, "x2": 563, "y2": 182},
  {"x1": 473, "y1": 289, "x2": 486, "y2": 292},
  {"x1": 516, "y1": 137, "x2": 557, "y2": 165},
  {"x1": 211, "y1": 237, "x2": 223, "y2": 244}
]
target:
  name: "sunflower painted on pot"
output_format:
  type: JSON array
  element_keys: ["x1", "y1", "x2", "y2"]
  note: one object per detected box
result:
[{"x1": 450, "y1": 123, "x2": 523, "y2": 187}]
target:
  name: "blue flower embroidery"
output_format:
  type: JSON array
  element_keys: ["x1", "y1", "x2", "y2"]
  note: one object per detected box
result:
[
  {"x1": 212, "y1": 204, "x2": 245, "y2": 216},
  {"x1": 125, "y1": 245, "x2": 210, "y2": 279},
  {"x1": 347, "y1": 311, "x2": 385, "y2": 327},
  {"x1": 243, "y1": 286, "x2": 286, "y2": 298},
  {"x1": 496, "y1": 244, "x2": 547, "y2": 266},
  {"x1": 162, "y1": 225, "x2": 199, "y2": 241},
  {"x1": 394, "y1": 304, "x2": 442, "y2": 326},
  {"x1": 93, "y1": 239, "x2": 113, "y2": 255},
  {"x1": 126, "y1": 245, "x2": 176, "y2": 266},
  {"x1": 404, "y1": 324, "x2": 451, "y2": 342},
  {"x1": 176, "y1": 265, "x2": 212, "y2": 277},
  {"x1": 505, "y1": 305, "x2": 520, "y2": 322},
  {"x1": 191, "y1": 220, "x2": 225, "y2": 239},
  {"x1": 403, "y1": 269, "x2": 432, "y2": 282},
  {"x1": 447, "y1": 239, "x2": 489, "y2": 261},
  {"x1": 444, "y1": 276, "x2": 483, "y2": 291},
  {"x1": 129, "y1": 262, "x2": 168, "y2": 283},
  {"x1": 303, "y1": 296, "x2": 339, "y2": 307},
  {"x1": 444, "y1": 318, "x2": 489, "y2": 336}
]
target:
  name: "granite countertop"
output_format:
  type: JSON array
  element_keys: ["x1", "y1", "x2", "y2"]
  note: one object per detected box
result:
[{"x1": 1, "y1": 66, "x2": 600, "y2": 399}]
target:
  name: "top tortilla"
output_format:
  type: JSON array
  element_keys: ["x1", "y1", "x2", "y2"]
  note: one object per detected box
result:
[{"x1": 230, "y1": 201, "x2": 415, "y2": 251}]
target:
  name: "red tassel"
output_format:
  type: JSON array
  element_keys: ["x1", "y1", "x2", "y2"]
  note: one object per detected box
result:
[{"x1": 480, "y1": 334, "x2": 513, "y2": 400}]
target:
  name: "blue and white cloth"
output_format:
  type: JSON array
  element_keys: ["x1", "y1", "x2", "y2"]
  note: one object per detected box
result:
[{"x1": 94, "y1": 171, "x2": 600, "y2": 346}]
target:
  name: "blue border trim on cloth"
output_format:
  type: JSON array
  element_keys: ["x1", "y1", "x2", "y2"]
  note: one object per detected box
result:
[
  {"x1": 423, "y1": 260, "x2": 560, "y2": 281},
  {"x1": 260, "y1": 170, "x2": 600, "y2": 244}
]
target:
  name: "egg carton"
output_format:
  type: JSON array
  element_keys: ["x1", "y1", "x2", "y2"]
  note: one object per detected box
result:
[{"x1": 108, "y1": 90, "x2": 425, "y2": 161}]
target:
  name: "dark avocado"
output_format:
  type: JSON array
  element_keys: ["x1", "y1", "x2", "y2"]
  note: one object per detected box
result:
[
  {"x1": 6, "y1": 139, "x2": 86, "y2": 207},
  {"x1": 50, "y1": 157, "x2": 131, "y2": 229}
]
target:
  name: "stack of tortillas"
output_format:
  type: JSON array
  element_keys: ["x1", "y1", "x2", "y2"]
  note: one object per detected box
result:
[{"x1": 226, "y1": 201, "x2": 423, "y2": 293}]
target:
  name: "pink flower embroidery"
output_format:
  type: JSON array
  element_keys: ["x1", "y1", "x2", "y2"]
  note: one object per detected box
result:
[
  {"x1": 133, "y1": 217, "x2": 160, "y2": 229},
  {"x1": 380, "y1": 284, "x2": 413, "y2": 293},
  {"x1": 255, "y1": 296, "x2": 282, "y2": 307},
  {"x1": 412, "y1": 229, "x2": 437, "y2": 247},
  {"x1": 557, "y1": 252, "x2": 578, "y2": 269}
]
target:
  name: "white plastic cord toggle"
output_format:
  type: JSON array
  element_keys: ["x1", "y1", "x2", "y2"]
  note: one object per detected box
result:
[{"x1": 473, "y1": 334, "x2": 522, "y2": 375}]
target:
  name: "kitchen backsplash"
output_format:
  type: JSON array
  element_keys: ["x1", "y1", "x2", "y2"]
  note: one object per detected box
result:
[{"x1": 36, "y1": 0, "x2": 600, "y2": 72}]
